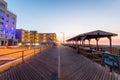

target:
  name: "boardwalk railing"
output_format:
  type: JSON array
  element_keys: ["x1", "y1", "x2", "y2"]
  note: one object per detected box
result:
[
  {"x1": 65, "y1": 44, "x2": 120, "y2": 55},
  {"x1": 0, "y1": 45, "x2": 49, "y2": 73}
]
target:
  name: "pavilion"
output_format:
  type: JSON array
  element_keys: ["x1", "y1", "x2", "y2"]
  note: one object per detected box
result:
[{"x1": 66, "y1": 30, "x2": 118, "y2": 53}]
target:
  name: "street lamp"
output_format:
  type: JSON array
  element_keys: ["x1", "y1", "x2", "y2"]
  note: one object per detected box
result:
[{"x1": 61, "y1": 32, "x2": 65, "y2": 44}]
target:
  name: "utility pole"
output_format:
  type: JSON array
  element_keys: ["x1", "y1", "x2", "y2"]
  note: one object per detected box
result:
[{"x1": 61, "y1": 32, "x2": 65, "y2": 44}]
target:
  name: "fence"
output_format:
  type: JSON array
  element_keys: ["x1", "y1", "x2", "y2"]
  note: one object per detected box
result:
[
  {"x1": 0, "y1": 45, "x2": 49, "y2": 73},
  {"x1": 77, "y1": 44, "x2": 120, "y2": 55},
  {"x1": 90, "y1": 45, "x2": 120, "y2": 55}
]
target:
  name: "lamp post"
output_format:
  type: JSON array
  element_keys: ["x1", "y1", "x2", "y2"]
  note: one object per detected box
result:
[{"x1": 61, "y1": 32, "x2": 65, "y2": 44}]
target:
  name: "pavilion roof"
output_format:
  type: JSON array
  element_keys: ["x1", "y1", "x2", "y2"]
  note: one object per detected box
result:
[{"x1": 66, "y1": 30, "x2": 118, "y2": 41}]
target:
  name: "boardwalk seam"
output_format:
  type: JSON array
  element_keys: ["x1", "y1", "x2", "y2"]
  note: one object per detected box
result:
[{"x1": 58, "y1": 46, "x2": 61, "y2": 79}]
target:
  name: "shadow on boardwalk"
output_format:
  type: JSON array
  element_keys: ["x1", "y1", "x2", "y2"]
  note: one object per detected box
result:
[{"x1": 0, "y1": 46, "x2": 118, "y2": 80}]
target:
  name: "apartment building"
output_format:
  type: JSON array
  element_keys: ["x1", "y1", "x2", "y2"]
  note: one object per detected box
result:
[
  {"x1": 39, "y1": 33, "x2": 57, "y2": 43},
  {"x1": 16, "y1": 29, "x2": 57, "y2": 45},
  {"x1": 0, "y1": 0, "x2": 17, "y2": 46},
  {"x1": 30, "y1": 30, "x2": 40, "y2": 45},
  {"x1": 16, "y1": 29, "x2": 31, "y2": 45}
]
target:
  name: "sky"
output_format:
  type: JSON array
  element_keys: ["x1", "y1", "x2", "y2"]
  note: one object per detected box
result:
[{"x1": 5, "y1": 0, "x2": 120, "y2": 44}]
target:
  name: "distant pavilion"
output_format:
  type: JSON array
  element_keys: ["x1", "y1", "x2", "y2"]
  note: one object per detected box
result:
[{"x1": 66, "y1": 30, "x2": 118, "y2": 53}]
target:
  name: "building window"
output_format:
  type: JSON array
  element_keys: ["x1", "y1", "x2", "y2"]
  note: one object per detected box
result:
[
  {"x1": 12, "y1": 26, "x2": 14, "y2": 30},
  {"x1": 0, "y1": 16, "x2": 4, "y2": 20},
  {"x1": 12, "y1": 32, "x2": 14, "y2": 34},
  {"x1": 0, "y1": 9, "x2": 5, "y2": 14},
  {"x1": 13, "y1": 17, "x2": 16, "y2": 20},
  {"x1": 5, "y1": 30, "x2": 8, "y2": 33},
  {"x1": 6, "y1": 24, "x2": 8, "y2": 28},
  {"x1": 1, "y1": 17, "x2": 4, "y2": 20},
  {"x1": 0, "y1": 2, "x2": 6, "y2": 8},
  {"x1": 0, "y1": 30, "x2": 2, "y2": 33},
  {"x1": 6, "y1": 20, "x2": 9, "y2": 22},
  {"x1": 0, "y1": 22, "x2": 3, "y2": 25},
  {"x1": 7, "y1": 14, "x2": 9, "y2": 17},
  {"x1": 12, "y1": 22, "x2": 14, "y2": 24}
]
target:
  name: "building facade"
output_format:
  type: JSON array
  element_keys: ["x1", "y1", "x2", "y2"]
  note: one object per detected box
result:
[
  {"x1": 30, "y1": 30, "x2": 40, "y2": 45},
  {"x1": 0, "y1": 0, "x2": 17, "y2": 46},
  {"x1": 39, "y1": 33, "x2": 57, "y2": 44},
  {"x1": 16, "y1": 29, "x2": 31, "y2": 45},
  {"x1": 16, "y1": 29, "x2": 57, "y2": 45}
]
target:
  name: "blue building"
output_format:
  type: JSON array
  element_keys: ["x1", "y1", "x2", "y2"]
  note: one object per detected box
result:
[{"x1": 0, "y1": 0, "x2": 17, "y2": 46}]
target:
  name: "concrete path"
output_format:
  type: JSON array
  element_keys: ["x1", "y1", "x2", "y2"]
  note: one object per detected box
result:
[{"x1": 0, "y1": 46, "x2": 118, "y2": 80}]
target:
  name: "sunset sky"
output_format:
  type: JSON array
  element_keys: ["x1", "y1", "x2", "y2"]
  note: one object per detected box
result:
[{"x1": 5, "y1": 0, "x2": 120, "y2": 45}]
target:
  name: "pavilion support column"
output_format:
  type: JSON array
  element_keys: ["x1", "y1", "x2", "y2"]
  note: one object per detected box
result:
[
  {"x1": 80, "y1": 40, "x2": 81, "y2": 46},
  {"x1": 67, "y1": 41, "x2": 68, "y2": 44},
  {"x1": 70, "y1": 41, "x2": 71, "y2": 46},
  {"x1": 95, "y1": 38, "x2": 100, "y2": 50},
  {"x1": 76, "y1": 40, "x2": 80, "y2": 53},
  {"x1": 68, "y1": 41, "x2": 70, "y2": 45},
  {"x1": 71, "y1": 41, "x2": 73, "y2": 47},
  {"x1": 79, "y1": 40, "x2": 81, "y2": 45},
  {"x1": 72, "y1": 41, "x2": 74, "y2": 45},
  {"x1": 74, "y1": 41, "x2": 76, "y2": 47},
  {"x1": 88, "y1": 39, "x2": 91, "y2": 48},
  {"x1": 82, "y1": 39, "x2": 86, "y2": 47},
  {"x1": 84, "y1": 40, "x2": 86, "y2": 47},
  {"x1": 78, "y1": 40, "x2": 81, "y2": 46},
  {"x1": 71, "y1": 41, "x2": 72, "y2": 45},
  {"x1": 78, "y1": 40, "x2": 80, "y2": 45},
  {"x1": 71, "y1": 41, "x2": 74, "y2": 47},
  {"x1": 108, "y1": 37, "x2": 112, "y2": 53},
  {"x1": 74, "y1": 41, "x2": 75, "y2": 46},
  {"x1": 75, "y1": 39, "x2": 78, "y2": 49},
  {"x1": 82, "y1": 40, "x2": 85, "y2": 47},
  {"x1": 82, "y1": 40, "x2": 84, "y2": 47}
]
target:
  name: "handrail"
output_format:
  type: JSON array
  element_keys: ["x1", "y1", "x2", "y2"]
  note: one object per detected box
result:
[
  {"x1": 0, "y1": 48, "x2": 38, "y2": 57},
  {"x1": 0, "y1": 45, "x2": 52, "y2": 73},
  {"x1": 0, "y1": 47, "x2": 41, "y2": 63},
  {"x1": 0, "y1": 49, "x2": 28, "y2": 57}
]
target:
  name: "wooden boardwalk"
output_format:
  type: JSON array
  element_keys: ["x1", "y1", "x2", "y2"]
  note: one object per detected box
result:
[
  {"x1": 60, "y1": 46, "x2": 118, "y2": 80},
  {"x1": 0, "y1": 47, "x2": 58, "y2": 80},
  {"x1": 0, "y1": 46, "x2": 119, "y2": 80}
]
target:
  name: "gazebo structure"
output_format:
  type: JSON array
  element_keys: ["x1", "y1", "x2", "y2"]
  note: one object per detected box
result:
[{"x1": 66, "y1": 30, "x2": 118, "y2": 53}]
